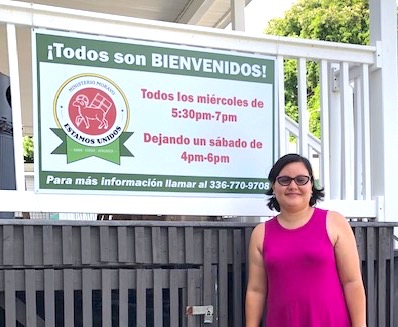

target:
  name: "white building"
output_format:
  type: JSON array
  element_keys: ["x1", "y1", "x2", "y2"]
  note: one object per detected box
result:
[{"x1": 0, "y1": 0, "x2": 397, "y2": 229}]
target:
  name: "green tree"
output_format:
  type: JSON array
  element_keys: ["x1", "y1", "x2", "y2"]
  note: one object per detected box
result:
[
  {"x1": 265, "y1": 0, "x2": 369, "y2": 138},
  {"x1": 23, "y1": 136, "x2": 34, "y2": 162}
]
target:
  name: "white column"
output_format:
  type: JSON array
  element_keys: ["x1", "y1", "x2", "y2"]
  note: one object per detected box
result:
[
  {"x1": 328, "y1": 64, "x2": 342, "y2": 199},
  {"x1": 368, "y1": 0, "x2": 398, "y2": 221},
  {"x1": 230, "y1": 0, "x2": 245, "y2": 31}
]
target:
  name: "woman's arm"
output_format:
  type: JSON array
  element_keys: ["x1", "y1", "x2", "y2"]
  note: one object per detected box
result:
[
  {"x1": 328, "y1": 211, "x2": 367, "y2": 327},
  {"x1": 245, "y1": 223, "x2": 267, "y2": 327}
]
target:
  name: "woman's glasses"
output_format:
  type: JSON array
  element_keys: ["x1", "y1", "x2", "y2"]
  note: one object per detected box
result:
[{"x1": 276, "y1": 175, "x2": 310, "y2": 186}]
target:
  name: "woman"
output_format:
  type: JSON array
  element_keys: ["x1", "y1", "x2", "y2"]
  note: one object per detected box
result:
[{"x1": 245, "y1": 153, "x2": 366, "y2": 327}]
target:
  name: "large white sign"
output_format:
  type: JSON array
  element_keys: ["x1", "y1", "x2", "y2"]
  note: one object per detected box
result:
[{"x1": 33, "y1": 28, "x2": 276, "y2": 196}]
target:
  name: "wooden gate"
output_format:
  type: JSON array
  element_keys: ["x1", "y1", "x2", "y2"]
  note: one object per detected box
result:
[{"x1": 0, "y1": 221, "x2": 251, "y2": 326}]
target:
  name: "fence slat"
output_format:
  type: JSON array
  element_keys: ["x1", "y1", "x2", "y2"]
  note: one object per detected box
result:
[
  {"x1": 354, "y1": 226, "x2": 366, "y2": 261},
  {"x1": 3, "y1": 225, "x2": 14, "y2": 265},
  {"x1": 186, "y1": 268, "x2": 201, "y2": 327},
  {"x1": 168, "y1": 227, "x2": 178, "y2": 264},
  {"x1": 203, "y1": 229, "x2": 212, "y2": 308},
  {"x1": 102, "y1": 269, "x2": 112, "y2": 327},
  {"x1": 81, "y1": 226, "x2": 92, "y2": 265},
  {"x1": 100, "y1": 227, "x2": 110, "y2": 263},
  {"x1": 389, "y1": 237, "x2": 395, "y2": 327},
  {"x1": 44, "y1": 269, "x2": 55, "y2": 327},
  {"x1": 135, "y1": 227, "x2": 146, "y2": 263},
  {"x1": 366, "y1": 226, "x2": 376, "y2": 326},
  {"x1": 117, "y1": 226, "x2": 128, "y2": 263},
  {"x1": 394, "y1": 252, "x2": 398, "y2": 327},
  {"x1": 218, "y1": 229, "x2": 228, "y2": 327},
  {"x1": 5, "y1": 269, "x2": 16, "y2": 326},
  {"x1": 169, "y1": 269, "x2": 179, "y2": 327},
  {"x1": 26, "y1": 269, "x2": 37, "y2": 327},
  {"x1": 152, "y1": 227, "x2": 162, "y2": 263},
  {"x1": 152, "y1": 269, "x2": 163, "y2": 327},
  {"x1": 185, "y1": 227, "x2": 195, "y2": 264},
  {"x1": 186, "y1": 268, "x2": 200, "y2": 327},
  {"x1": 82, "y1": 268, "x2": 93, "y2": 326},
  {"x1": 212, "y1": 265, "x2": 219, "y2": 327},
  {"x1": 378, "y1": 227, "x2": 387, "y2": 327},
  {"x1": 43, "y1": 226, "x2": 54, "y2": 266},
  {"x1": 64, "y1": 269, "x2": 74, "y2": 326},
  {"x1": 24, "y1": 226, "x2": 35, "y2": 266},
  {"x1": 233, "y1": 229, "x2": 242, "y2": 327},
  {"x1": 137, "y1": 269, "x2": 146, "y2": 326},
  {"x1": 62, "y1": 226, "x2": 73, "y2": 265},
  {"x1": 118, "y1": 269, "x2": 128, "y2": 325}
]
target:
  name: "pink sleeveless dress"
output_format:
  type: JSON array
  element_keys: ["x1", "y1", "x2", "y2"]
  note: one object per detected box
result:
[{"x1": 263, "y1": 207, "x2": 350, "y2": 327}]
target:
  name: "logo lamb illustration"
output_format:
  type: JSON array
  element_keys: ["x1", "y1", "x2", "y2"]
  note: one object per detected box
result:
[{"x1": 73, "y1": 93, "x2": 112, "y2": 129}]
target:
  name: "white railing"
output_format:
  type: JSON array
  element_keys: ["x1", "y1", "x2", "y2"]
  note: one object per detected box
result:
[{"x1": 0, "y1": 0, "x2": 380, "y2": 219}]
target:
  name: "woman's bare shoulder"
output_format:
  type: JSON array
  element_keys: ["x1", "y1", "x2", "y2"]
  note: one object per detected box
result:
[
  {"x1": 252, "y1": 221, "x2": 266, "y2": 234},
  {"x1": 326, "y1": 210, "x2": 352, "y2": 244},
  {"x1": 250, "y1": 222, "x2": 266, "y2": 247},
  {"x1": 327, "y1": 210, "x2": 350, "y2": 227}
]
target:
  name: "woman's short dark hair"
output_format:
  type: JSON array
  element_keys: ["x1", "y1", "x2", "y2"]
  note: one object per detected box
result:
[{"x1": 265, "y1": 153, "x2": 325, "y2": 212}]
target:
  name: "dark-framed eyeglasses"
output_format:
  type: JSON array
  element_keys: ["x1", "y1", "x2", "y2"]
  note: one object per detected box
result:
[{"x1": 276, "y1": 175, "x2": 311, "y2": 186}]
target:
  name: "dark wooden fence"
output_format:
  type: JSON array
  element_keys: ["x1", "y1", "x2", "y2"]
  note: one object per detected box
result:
[
  {"x1": 395, "y1": 248, "x2": 398, "y2": 327},
  {"x1": 0, "y1": 220, "x2": 396, "y2": 326}
]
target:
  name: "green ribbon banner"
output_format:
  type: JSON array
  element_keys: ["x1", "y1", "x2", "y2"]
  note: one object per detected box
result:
[{"x1": 51, "y1": 128, "x2": 133, "y2": 164}]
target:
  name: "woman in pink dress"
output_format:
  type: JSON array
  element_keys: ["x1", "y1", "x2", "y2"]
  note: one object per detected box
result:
[{"x1": 245, "y1": 153, "x2": 366, "y2": 327}]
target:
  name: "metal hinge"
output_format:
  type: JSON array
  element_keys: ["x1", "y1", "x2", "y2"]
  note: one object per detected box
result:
[{"x1": 186, "y1": 305, "x2": 214, "y2": 324}]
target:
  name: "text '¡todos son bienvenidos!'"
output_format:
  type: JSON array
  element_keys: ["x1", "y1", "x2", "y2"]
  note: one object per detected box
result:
[{"x1": 47, "y1": 43, "x2": 268, "y2": 78}]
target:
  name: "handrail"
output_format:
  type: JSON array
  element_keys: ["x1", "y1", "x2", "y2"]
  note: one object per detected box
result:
[{"x1": 284, "y1": 115, "x2": 321, "y2": 153}]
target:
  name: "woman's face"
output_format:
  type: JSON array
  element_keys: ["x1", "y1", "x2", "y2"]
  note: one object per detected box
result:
[{"x1": 272, "y1": 161, "x2": 313, "y2": 212}]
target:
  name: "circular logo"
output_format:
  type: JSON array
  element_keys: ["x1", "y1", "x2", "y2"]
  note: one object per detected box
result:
[{"x1": 54, "y1": 74, "x2": 129, "y2": 146}]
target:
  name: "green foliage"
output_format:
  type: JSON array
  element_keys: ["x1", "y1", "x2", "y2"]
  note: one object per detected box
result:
[
  {"x1": 308, "y1": 85, "x2": 321, "y2": 138},
  {"x1": 265, "y1": 0, "x2": 369, "y2": 138},
  {"x1": 23, "y1": 136, "x2": 34, "y2": 163},
  {"x1": 267, "y1": 0, "x2": 369, "y2": 44}
]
